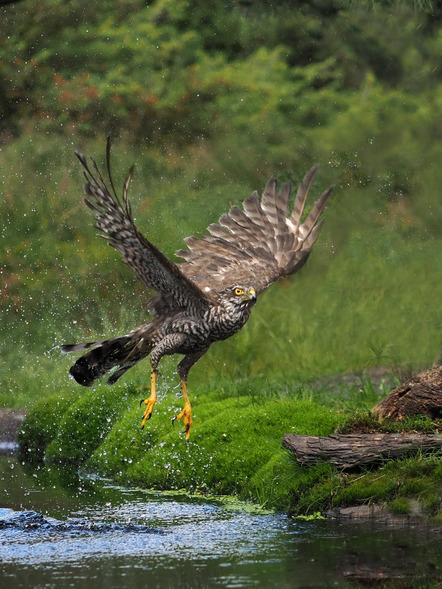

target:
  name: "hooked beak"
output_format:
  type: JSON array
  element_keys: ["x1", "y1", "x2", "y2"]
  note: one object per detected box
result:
[{"x1": 245, "y1": 287, "x2": 257, "y2": 302}]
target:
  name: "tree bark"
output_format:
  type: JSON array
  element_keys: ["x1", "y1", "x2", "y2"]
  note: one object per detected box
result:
[
  {"x1": 372, "y1": 365, "x2": 442, "y2": 420},
  {"x1": 282, "y1": 433, "x2": 442, "y2": 469}
]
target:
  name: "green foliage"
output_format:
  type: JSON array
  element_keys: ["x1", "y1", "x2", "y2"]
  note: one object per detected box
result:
[
  {"x1": 389, "y1": 496, "x2": 413, "y2": 515},
  {"x1": 2, "y1": 0, "x2": 440, "y2": 144}
]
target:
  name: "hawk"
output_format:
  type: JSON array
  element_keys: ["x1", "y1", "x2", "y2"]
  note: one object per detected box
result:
[{"x1": 63, "y1": 139, "x2": 333, "y2": 439}]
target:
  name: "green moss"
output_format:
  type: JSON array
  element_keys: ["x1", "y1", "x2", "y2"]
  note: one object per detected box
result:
[
  {"x1": 19, "y1": 384, "x2": 343, "y2": 508},
  {"x1": 389, "y1": 497, "x2": 412, "y2": 515},
  {"x1": 302, "y1": 453, "x2": 442, "y2": 519},
  {"x1": 17, "y1": 382, "x2": 441, "y2": 518},
  {"x1": 336, "y1": 411, "x2": 440, "y2": 434},
  {"x1": 44, "y1": 385, "x2": 134, "y2": 465},
  {"x1": 288, "y1": 463, "x2": 340, "y2": 514},
  {"x1": 247, "y1": 453, "x2": 301, "y2": 511},
  {"x1": 17, "y1": 395, "x2": 71, "y2": 462},
  {"x1": 100, "y1": 393, "x2": 345, "y2": 507}
]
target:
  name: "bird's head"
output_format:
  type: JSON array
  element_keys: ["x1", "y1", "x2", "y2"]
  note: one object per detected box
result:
[{"x1": 219, "y1": 285, "x2": 257, "y2": 310}]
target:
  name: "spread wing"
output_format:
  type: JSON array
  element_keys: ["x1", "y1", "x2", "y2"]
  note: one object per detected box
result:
[
  {"x1": 177, "y1": 166, "x2": 333, "y2": 294},
  {"x1": 75, "y1": 139, "x2": 212, "y2": 315}
]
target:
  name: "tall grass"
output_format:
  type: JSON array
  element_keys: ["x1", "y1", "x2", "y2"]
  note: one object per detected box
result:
[{"x1": 1, "y1": 131, "x2": 441, "y2": 409}]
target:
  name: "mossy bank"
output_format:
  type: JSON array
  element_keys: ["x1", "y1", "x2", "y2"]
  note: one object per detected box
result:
[{"x1": 18, "y1": 377, "x2": 442, "y2": 521}]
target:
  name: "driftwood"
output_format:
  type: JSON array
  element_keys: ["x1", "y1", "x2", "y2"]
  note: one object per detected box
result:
[
  {"x1": 282, "y1": 433, "x2": 442, "y2": 469},
  {"x1": 372, "y1": 365, "x2": 442, "y2": 420},
  {"x1": 283, "y1": 367, "x2": 441, "y2": 469}
]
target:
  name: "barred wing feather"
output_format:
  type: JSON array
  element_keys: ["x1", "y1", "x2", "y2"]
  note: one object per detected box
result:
[
  {"x1": 75, "y1": 139, "x2": 212, "y2": 315},
  {"x1": 178, "y1": 166, "x2": 333, "y2": 294}
]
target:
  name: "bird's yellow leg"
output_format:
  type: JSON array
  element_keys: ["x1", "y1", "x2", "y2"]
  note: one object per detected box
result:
[
  {"x1": 174, "y1": 380, "x2": 192, "y2": 439},
  {"x1": 141, "y1": 370, "x2": 157, "y2": 428}
]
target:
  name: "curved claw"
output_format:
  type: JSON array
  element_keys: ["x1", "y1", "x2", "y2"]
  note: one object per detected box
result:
[
  {"x1": 174, "y1": 403, "x2": 192, "y2": 440},
  {"x1": 141, "y1": 371, "x2": 157, "y2": 429},
  {"x1": 141, "y1": 396, "x2": 156, "y2": 428}
]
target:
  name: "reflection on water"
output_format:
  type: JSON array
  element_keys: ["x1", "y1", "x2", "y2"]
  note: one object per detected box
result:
[{"x1": 0, "y1": 455, "x2": 440, "y2": 588}]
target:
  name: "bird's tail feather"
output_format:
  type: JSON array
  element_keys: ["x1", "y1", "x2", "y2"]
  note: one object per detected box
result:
[{"x1": 62, "y1": 326, "x2": 153, "y2": 387}]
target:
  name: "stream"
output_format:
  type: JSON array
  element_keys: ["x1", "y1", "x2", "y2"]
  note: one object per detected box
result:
[{"x1": 0, "y1": 453, "x2": 440, "y2": 588}]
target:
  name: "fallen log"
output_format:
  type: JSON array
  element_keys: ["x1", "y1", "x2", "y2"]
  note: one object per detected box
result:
[
  {"x1": 282, "y1": 433, "x2": 442, "y2": 469},
  {"x1": 372, "y1": 365, "x2": 442, "y2": 420}
]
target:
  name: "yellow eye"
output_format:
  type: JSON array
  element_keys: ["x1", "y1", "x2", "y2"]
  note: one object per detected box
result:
[{"x1": 234, "y1": 287, "x2": 244, "y2": 296}]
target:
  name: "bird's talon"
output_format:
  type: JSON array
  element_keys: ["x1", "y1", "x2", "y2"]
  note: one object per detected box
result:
[
  {"x1": 140, "y1": 392, "x2": 156, "y2": 429},
  {"x1": 174, "y1": 403, "x2": 192, "y2": 438}
]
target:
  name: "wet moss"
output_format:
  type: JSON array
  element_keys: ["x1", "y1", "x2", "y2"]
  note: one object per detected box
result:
[
  {"x1": 18, "y1": 384, "x2": 441, "y2": 519},
  {"x1": 88, "y1": 393, "x2": 343, "y2": 509},
  {"x1": 17, "y1": 395, "x2": 71, "y2": 463},
  {"x1": 44, "y1": 385, "x2": 134, "y2": 465}
]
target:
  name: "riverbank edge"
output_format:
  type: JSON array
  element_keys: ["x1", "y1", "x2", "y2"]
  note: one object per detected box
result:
[{"x1": 2, "y1": 407, "x2": 440, "y2": 527}]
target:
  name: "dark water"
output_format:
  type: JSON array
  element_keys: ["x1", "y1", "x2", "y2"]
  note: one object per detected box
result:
[{"x1": 0, "y1": 454, "x2": 440, "y2": 588}]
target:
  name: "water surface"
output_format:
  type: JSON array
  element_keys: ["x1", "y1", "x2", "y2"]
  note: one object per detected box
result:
[{"x1": 0, "y1": 455, "x2": 440, "y2": 588}]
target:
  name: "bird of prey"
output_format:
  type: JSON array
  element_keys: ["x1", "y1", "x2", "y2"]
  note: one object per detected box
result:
[{"x1": 63, "y1": 139, "x2": 333, "y2": 439}]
